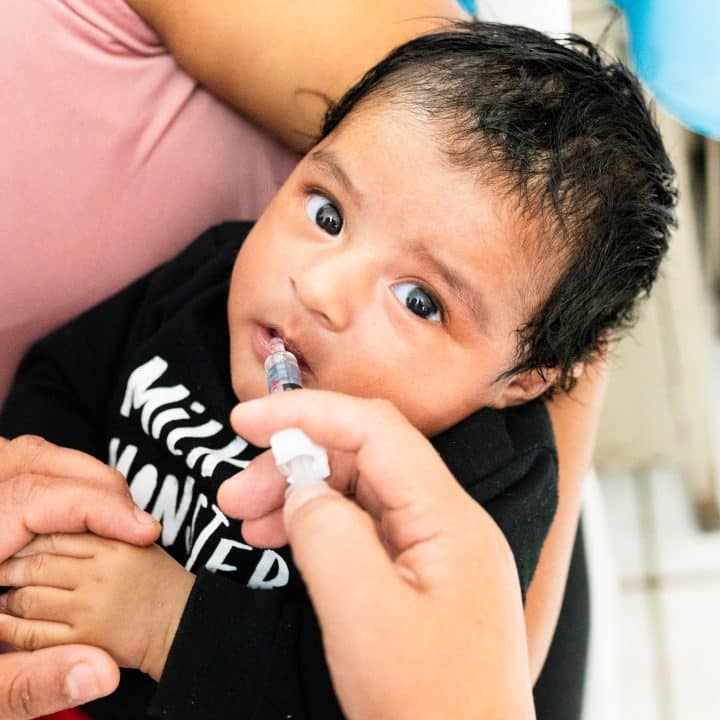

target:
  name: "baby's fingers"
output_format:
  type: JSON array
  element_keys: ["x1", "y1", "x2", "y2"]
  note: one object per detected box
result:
[
  {"x1": 0, "y1": 613, "x2": 73, "y2": 653},
  {"x1": 13, "y1": 533, "x2": 96, "y2": 560},
  {"x1": 4, "y1": 587, "x2": 75, "y2": 624},
  {"x1": 0, "y1": 555, "x2": 78, "y2": 590}
]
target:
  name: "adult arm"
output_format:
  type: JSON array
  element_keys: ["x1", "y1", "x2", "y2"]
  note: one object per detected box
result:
[
  {"x1": 0, "y1": 437, "x2": 160, "y2": 719},
  {"x1": 124, "y1": 0, "x2": 469, "y2": 151},
  {"x1": 524, "y1": 362, "x2": 609, "y2": 680}
]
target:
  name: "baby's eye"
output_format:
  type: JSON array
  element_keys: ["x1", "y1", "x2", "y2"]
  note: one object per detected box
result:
[
  {"x1": 306, "y1": 193, "x2": 343, "y2": 236},
  {"x1": 392, "y1": 282, "x2": 442, "y2": 323}
]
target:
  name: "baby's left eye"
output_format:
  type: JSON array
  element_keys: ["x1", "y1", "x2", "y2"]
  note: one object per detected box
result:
[{"x1": 392, "y1": 282, "x2": 442, "y2": 323}]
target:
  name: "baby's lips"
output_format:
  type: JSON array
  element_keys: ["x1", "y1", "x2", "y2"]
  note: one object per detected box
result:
[{"x1": 278, "y1": 334, "x2": 311, "y2": 373}]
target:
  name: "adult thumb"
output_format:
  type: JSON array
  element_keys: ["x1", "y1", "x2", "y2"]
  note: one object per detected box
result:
[
  {"x1": 0, "y1": 646, "x2": 119, "y2": 720},
  {"x1": 284, "y1": 484, "x2": 406, "y2": 627}
]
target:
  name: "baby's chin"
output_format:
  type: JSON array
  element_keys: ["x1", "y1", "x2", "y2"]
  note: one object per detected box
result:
[{"x1": 231, "y1": 373, "x2": 268, "y2": 404}]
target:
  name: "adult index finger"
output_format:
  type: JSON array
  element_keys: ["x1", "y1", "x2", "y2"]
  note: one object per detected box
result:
[
  {"x1": 230, "y1": 391, "x2": 466, "y2": 520},
  {"x1": 282, "y1": 483, "x2": 412, "y2": 632},
  {"x1": 0, "y1": 436, "x2": 126, "y2": 486},
  {"x1": 217, "y1": 450, "x2": 286, "y2": 521},
  {"x1": 218, "y1": 445, "x2": 357, "y2": 520},
  {"x1": 0, "y1": 475, "x2": 159, "y2": 560}
]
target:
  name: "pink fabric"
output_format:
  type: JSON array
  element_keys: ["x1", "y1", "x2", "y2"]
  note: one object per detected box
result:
[
  {"x1": 0, "y1": 0, "x2": 297, "y2": 405},
  {"x1": 37, "y1": 710, "x2": 91, "y2": 720}
]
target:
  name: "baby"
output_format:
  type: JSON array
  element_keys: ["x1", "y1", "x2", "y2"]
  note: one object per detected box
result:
[{"x1": 0, "y1": 21, "x2": 675, "y2": 720}]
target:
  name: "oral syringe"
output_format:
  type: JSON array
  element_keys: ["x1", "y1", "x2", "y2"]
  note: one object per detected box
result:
[{"x1": 265, "y1": 337, "x2": 330, "y2": 488}]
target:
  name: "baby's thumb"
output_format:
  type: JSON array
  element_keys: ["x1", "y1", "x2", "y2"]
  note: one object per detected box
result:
[{"x1": 284, "y1": 484, "x2": 403, "y2": 625}]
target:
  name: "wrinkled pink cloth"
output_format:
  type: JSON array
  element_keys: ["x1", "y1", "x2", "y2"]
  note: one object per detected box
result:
[{"x1": 0, "y1": 0, "x2": 297, "y2": 405}]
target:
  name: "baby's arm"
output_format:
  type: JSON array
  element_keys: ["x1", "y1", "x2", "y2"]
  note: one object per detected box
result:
[{"x1": 0, "y1": 534, "x2": 194, "y2": 681}]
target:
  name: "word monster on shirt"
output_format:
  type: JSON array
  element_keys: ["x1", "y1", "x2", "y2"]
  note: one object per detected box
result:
[{"x1": 109, "y1": 354, "x2": 289, "y2": 590}]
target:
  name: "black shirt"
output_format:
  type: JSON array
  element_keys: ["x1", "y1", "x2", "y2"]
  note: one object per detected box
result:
[{"x1": 0, "y1": 222, "x2": 557, "y2": 719}]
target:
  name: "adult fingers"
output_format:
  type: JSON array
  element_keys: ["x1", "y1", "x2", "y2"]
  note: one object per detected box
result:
[
  {"x1": 0, "y1": 474, "x2": 159, "y2": 560},
  {"x1": 0, "y1": 436, "x2": 124, "y2": 485},
  {"x1": 230, "y1": 392, "x2": 461, "y2": 515},
  {"x1": 217, "y1": 450, "x2": 286, "y2": 521},
  {"x1": 234, "y1": 447, "x2": 363, "y2": 546},
  {"x1": 230, "y1": 392, "x2": 395, "y2": 454},
  {"x1": 282, "y1": 483, "x2": 411, "y2": 631},
  {"x1": 0, "y1": 645, "x2": 119, "y2": 719},
  {"x1": 230, "y1": 391, "x2": 469, "y2": 566},
  {"x1": 24, "y1": 480, "x2": 160, "y2": 543},
  {"x1": 240, "y1": 508, "x2": 287, "y2": 548},
  {"x1": 229, "y1": 392, "x2": 477, "y2": 588},
  {"x1": 219, "y1": 446, "x2": 358, "y2": 521},
  {"x1": 218, "y1": 442, "x2": 359, "y2": 549}
]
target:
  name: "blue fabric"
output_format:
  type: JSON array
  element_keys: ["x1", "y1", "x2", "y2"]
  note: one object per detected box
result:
[
  {"x1": 615, "y1": 0, "x2": 720, "y2": 139},
  {"x1": 456, "y1": 0, "x2": 477, "y2": 15}
]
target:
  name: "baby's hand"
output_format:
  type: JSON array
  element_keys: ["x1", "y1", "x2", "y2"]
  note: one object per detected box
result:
[{"x1": 0, "y1": 534, "x2": 194, "y2": 681}]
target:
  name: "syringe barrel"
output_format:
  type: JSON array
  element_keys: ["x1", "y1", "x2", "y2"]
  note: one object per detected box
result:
[
  {"x1": 265, "y1": 339, "x2": 330, "y2": 488},
  {"x1": 264, "y1": 337, "x2": 302, "y2": 394}
]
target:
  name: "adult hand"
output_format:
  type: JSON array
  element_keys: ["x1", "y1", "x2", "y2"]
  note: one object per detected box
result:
[
  {"x1": 0, "y1": 435, "x2": 160, "y2": 718},
  {"x1": 0, "y1": 644, "x2": 119, "y2": 720},
  {"x1": 218, "y1": 392, "x2": 536, "y2": 720}
]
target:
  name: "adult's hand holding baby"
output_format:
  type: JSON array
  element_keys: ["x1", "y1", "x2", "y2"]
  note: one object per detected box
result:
[
  {"x1": 218, "y1": 392, "x2": 536, "y2": 720},
  {"x1": 0, "y1": 436, "x2": 160, "y2": 557},
  {"x1": 0, "y1": 436, "x2": 161, "y2": 718}
]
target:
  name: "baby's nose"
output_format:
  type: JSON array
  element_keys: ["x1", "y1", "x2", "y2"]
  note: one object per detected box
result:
[{"x1": 291, "y1": 249, "x2": 372, "y2": 331}]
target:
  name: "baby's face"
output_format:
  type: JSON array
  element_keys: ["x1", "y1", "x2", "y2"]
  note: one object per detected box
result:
[{"x1": 228, "y1": 104, "x2": 545, "y2": 436}]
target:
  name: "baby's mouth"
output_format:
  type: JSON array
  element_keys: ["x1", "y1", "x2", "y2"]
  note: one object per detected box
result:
[{"x1": 269, "y1": 327, "x2": 311, "y2": 374}]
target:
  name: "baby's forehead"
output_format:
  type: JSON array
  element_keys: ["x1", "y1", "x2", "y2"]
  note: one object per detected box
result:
[{"x1": 310, "y1": 104, "x2": 556, "y2": 316}]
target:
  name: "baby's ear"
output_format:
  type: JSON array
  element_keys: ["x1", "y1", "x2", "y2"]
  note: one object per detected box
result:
[{"x1": 492, "y1": 368, "x2": 557, "y2": 408}]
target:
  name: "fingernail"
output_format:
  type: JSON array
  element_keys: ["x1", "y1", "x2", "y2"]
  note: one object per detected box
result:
[
  {"x1": 285, "y1": 481, "x2": 330, "y2": 513},
  {"x1": 66, "y1": 663, "x2": 102, "y2": 703}
]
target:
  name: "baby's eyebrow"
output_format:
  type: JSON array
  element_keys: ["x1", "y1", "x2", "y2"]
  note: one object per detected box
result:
[
  {"x1": 308, "y1": 149, "x2": 364, "y2": 207},
  {"x1": 408, "y1": 241, "x2": 489, "y2": 329}
]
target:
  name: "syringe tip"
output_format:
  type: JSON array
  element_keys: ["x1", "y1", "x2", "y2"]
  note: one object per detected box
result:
[{"x1": 268, "y1": 336, "x2": 286, "y2": 354}]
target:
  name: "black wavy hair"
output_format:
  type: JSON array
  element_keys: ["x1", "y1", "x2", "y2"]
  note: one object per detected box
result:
[{"x1": 319, "y1": 21, "x2": 677, "y2": 392}]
